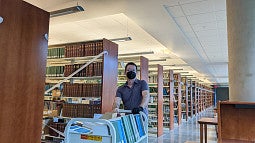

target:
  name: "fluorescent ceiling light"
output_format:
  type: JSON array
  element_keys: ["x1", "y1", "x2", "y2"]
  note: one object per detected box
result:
[
  {"x1": 149, "y1": 59, "x2": 166, "y2": 62},
  {"x1": 110, "y1": 37, "x2": 132, "y2": 42},
  {"x1": 182, "y1": 75, "x2": 193, "y2": 76},
  {"x1": 172, "y1": 68, "x2": 183, "y2": 70},
  {"x1": 50, "y1": 6, "x2": 84, "y2": 18},
  {"x1": 179, "y1": 71, "x2": 189, "y2": 73},
  {"x1": 119, "y1": 51, "x2": 154, "y2": 56}
]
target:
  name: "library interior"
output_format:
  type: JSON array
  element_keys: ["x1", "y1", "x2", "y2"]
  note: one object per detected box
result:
[{"x1": 1, "y1": 0, "x2": 255, "y2": 143}]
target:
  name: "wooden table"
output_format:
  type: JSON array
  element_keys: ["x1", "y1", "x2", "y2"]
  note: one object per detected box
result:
[{"x1": 198, "y1": 117, "x2": 218, "y2": 143}]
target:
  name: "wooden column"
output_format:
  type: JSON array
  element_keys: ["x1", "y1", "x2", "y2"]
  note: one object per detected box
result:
[
  {"x1": 0, "y1": 1, "x2": 49, "y2": 143},
  {"x1": 176, "y1": 73, "x2": 182, "y2": 125},
  {"x1": 157, "y1": 64, "x2": 163, "y2": 137},
  {"x1": 169, "y1": 70, "x2": 174, "y2": 130},
  {"x1": 140, "y1": 56, "x2": 149, "y2": 83},
  {"x1": 101, "y1": 39, "x2": 118, "y2": 113}
]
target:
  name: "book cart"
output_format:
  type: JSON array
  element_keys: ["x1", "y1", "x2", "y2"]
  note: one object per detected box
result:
[{"x1": 63, "y1": 112, "x2": 148, "y2": 143}]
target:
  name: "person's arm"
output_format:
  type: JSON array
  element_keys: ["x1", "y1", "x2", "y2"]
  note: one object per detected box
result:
[
  {"x1": 112, "y1": 97, "x2": 122, "y2": 112},
  {"x1": 140, "y1": 90, "x2": 150, "y2": 108},
  {"x1": 112, "y1": 88, "x2": 122, "y2": 112}
]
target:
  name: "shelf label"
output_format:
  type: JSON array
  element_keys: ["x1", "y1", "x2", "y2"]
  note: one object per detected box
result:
[{"x1": 81, "y1": 134, "x2": 102, "y2": 141}]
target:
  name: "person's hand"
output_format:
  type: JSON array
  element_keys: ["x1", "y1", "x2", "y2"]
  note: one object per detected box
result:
[{"x1": 132, "y1": 107, "x2": 144, "y2": 114}]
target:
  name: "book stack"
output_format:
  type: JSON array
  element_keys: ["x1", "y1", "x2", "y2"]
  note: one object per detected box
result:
[
  {"x1": 46, "y1": 66, "x2": 64, "y2": 77},
  {"x1": 62, "y1": 103, "x2": 102, "y2": 118},
  {"x1": 62, "y1": 83, "x2": 102, "y2": 97},
  {"x1": 64, "y1": 41, "x2": 103, "y2": 58},
  {"x1": 47, "y1": 47, "x2": 65, "y2": 59},
  {"x1": 63, "y1": 62, "x2": 103, "y2": 77}
]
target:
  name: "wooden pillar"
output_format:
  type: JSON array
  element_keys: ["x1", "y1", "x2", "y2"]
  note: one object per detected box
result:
[
  {"x1": 140, "y1": 56, "x2": 149, "y2": 83},
  {"x1": 157, "y1": 64, "x2": 163, "y2": 137},
  {"x1": 0, "y1": 1, "x2": 49, "y2": 142},
  {"x1": 169, "y1": 70, "x2": 174, "y2": 130}
]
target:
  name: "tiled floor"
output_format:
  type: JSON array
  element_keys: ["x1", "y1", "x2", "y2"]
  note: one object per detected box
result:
[{"x1": 148, "y1": 108, "x2": 217, "y2": 143}]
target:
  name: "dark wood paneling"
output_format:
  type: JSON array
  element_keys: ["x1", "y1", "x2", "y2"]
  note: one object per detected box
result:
[
  {"x1": 169, "y1": 70, "x2": 174, "y2": 130},
  {"x1": 140, "y1": 56, "x2": 148, "y2": 83},
  {"x1": 0, "y1": 1, "x2": 49, "y2": 143},
  {"x1": 157, "y1": 64, "x2": 163, "y2": 137},
  {"x1": 218, "y1": 101, "x2": 255, "y2": 142},
  {"x1": 102, "y1": 39, "x2": 118, "y2": 113}
]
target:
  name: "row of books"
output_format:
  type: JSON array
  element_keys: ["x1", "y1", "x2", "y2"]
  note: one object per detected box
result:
[
  {"x1": 63, "y1": 83, "x2": 102, "y2": 97},
  {"x1": 46, "y1": 66, "x2": 64, "y2": 77},
  {"x1": 62, "y1": 103, "x2": 101, "y2": 118},
  {"x1": 64, "y1": 41, "x2": 103, "y2": 58},
  {"x1": 47, "y1": 48, "x2": 65, "y2": 59},
  {"x1": 110, "y1": 114, "x2": 146, "y2": 143},
  {"x1": 49, "y1": 122, "x2": 66, "y2": 137},
  {"x1": 64, "y1": 62, "x2": 102, "y2": 77},
  {"x1": 65, "y1": 98, "x2": 101, "y2": 104}
]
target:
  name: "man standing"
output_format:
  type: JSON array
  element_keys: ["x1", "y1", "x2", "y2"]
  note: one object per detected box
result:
[{"x1": 113, "y1": 62, "x2": 150, "y2": 115}]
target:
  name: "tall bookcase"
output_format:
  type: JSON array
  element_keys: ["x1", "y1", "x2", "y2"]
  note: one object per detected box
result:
[
  {"x1": 173, "y1": 73, "x2": 182, "y2": 125},
  {"x1": 46, "y1": 38, "x2": 118, "y2": 118},
  {"x1": 187, "y1": 79, "x2": 193, "y2": 117},
  {"x1": 163, "y1": 69, "x2": 175, "y2": 130},
  {"x1": 148, "y1": 64, "x2": 163, "y2": 137},
  {"x1": 0, "y1": 1, "x2": 49, "y2": 142},
  {"x1": 181, "y1": 77, "x2": 189, "y2": 121}
]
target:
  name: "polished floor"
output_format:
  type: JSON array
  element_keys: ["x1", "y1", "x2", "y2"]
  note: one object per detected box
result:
[{"x1": 148, "y1": 108, "x2": 217, "y2": 143}]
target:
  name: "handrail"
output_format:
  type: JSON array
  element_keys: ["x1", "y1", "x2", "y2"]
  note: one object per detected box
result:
[{"x1": 45, "y1": 51, "x2": 108, "y2": 94}]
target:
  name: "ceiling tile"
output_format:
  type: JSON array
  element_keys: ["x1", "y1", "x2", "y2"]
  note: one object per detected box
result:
[
  {"x1": 192, "y1": 22, "x2": 217, "y2": 32},
  {"x1": 178, "y1": 0, "x2": 207, "y2": 5},
  {"x1": 217, "y1": 20, "x2": 227, "y2": 29},
  {"x1": 181, "y1": 0, "x2": 213, "y2": 15},
  {"x1": 196, "y1": 29, "x2": 218, "y2": 38},
  {"x1": 212, "y1": 0, "x2": 226, "y2": 11},
  {"x1": 187, "y1": 12, "x2": 216, "y2": 25},
  {"x1": 165, "y1": 5, "x2": 185, "y2": 18},
  {"x1": 215, "y1": 10, "x2": 226, "y2": 21}
]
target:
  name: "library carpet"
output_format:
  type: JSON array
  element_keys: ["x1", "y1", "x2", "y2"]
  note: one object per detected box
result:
[{"x1": 148, "y1": 108, "x2": 217, "y2": 143}]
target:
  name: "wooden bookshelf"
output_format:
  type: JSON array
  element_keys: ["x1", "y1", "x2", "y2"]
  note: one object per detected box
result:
[
  {"x1": 169, "y1": 70, "x2": 175, "y2": 130},
  {"x1": 0, "y1": 1, "x2": 49, "y2": 142},
  {"x1": 46, "y1": 39, "x2": 118, "y2": 118},
  {"x1": 192, "y1": 81, "x2": 197, "y2": 115},
  {"x1": 181, "y1": 77, "x2": 189, "y2": 121},
  {"x1": 187, "y1": 79, "x2": 193, "y2": 118},
  {"x1": 173, "y1": 73, "x2": 182, "y2": 125},
  {"x1": 157, "y1": 65, "x2": 163, "y2": 137}
]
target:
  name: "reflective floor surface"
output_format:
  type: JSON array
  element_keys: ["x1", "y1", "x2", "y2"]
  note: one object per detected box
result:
[{"x1": 148, "y1": 108, "x2": 217, "y2": 143}]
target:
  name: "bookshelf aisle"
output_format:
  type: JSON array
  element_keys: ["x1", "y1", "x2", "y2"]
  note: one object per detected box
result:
[
  {"x1": 42, "y1": 39, "x2": 118, "y2": 141},
  {"x1": 181, "y1": 77, "x2": 188, "y2": 121},
  {"x1": 191, "y1": 81, "x2": 197, "y2": 116},
  {"x1": 162, "y1": 69, "x2": 175, "y2": 130},
  {"x1": 187, "y1": 79, "x2": 193, "y2": 118},
  {"x1": 173, "y1": 73, "x2": 182, "y2": 125},
  {"x1": 148, "y1": 64, "x2": 163, "y2": 137}
]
